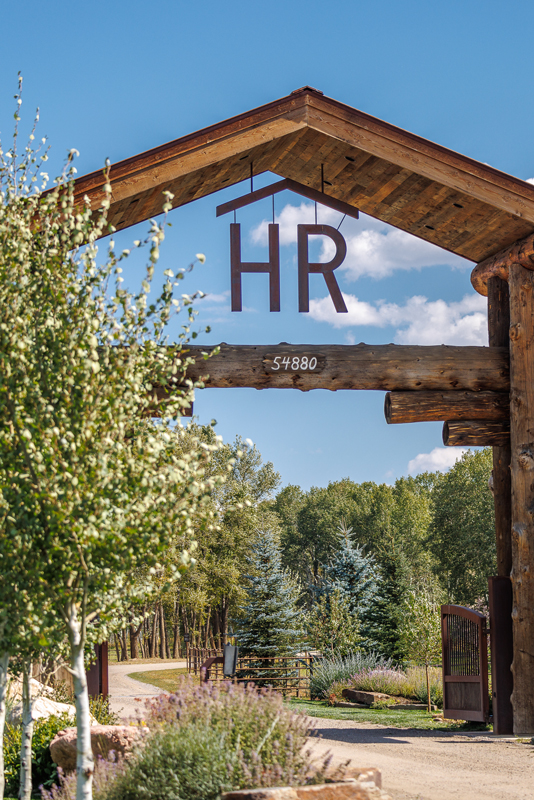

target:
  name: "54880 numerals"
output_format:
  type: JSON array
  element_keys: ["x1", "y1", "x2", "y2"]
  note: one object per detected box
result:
[{"x1": 271, "y1": 355, "x2": 318, "y2": 371}]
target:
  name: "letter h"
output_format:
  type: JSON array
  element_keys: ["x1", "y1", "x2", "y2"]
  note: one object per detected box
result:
[{"x1": 231, "y1": 223, "x2": 280, "y2": 312}]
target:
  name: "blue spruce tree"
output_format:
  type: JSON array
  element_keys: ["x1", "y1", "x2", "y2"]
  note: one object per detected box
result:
[
  {"x1": 313, "y1": 522, "x2": 382, "y2": 648},
  {"x1": 237, "y1": 529, "x2": 305, "y2": 657}
]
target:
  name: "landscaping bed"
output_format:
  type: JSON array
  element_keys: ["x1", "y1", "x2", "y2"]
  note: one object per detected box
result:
[{"x1": 288, "y1": 699, "x2": 491, "y2": 731}]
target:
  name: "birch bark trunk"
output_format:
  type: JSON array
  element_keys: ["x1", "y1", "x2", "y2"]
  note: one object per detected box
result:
[
  {"x1": 66, "y1": 604, "x2": 93, "y2": 800},
  {"x1": 19, "y1": 659, "x2": 34, "y2": 800},
  {"x1": 0, "y1": 652, "x2": 10, "y2": 800}
]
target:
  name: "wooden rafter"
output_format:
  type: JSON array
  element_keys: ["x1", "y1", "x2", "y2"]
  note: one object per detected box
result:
[{"x1": 70, "y1": 87, "x2": 534, "y2": 264}]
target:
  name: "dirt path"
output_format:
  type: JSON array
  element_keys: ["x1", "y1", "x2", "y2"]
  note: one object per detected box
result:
[
  {"x1": 108, "y1": 659, "x2": 186, "y2": 719},
  {"x1": 307, "y1": 717, "x2": 534, "y2": 800}
]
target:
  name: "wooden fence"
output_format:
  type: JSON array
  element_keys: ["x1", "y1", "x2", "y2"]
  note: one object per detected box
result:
[{"x1": 188, "y1": 650, "x2": 316, "y2": 698}]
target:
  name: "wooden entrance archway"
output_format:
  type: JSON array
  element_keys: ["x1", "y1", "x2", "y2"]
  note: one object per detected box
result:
[{"x1": 72, "y1": 87, "x2": 534, "y2": 734}]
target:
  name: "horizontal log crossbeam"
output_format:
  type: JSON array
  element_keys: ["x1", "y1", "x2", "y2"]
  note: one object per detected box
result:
[
  {"x1": 385, "y1": 391, "x2": 509, "y2": 424},
  {"x1": 443, "y1": 420, "x2": 510, "y2": 447},
  {"x1": 155, "y1": 344, "x2": 513, "y2": 448},
  {"x1": 181, "y1": 343, "x2": 509, "y2": 393}
]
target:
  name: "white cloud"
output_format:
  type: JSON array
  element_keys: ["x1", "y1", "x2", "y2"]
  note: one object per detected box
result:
[
  {"x1": 526, "y1": 178, "x2": 534, "y2": 185},
  {"x1": 308, "y1": 292, "x2": 487, "y2": 345},
  {"x1": 250, "y1": 203, "x2": 467, "y2": 279},
  {"x1": 202, "y1": 291, "x2": 230, "y2": 304},
  {"x1": 407, "y1": 447, "x2": 468, "y2": 475}
]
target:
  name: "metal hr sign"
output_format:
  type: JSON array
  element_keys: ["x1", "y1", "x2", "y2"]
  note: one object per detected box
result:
[{"x1": 215, "y1": 173, "x2": 360, "y2": 314}]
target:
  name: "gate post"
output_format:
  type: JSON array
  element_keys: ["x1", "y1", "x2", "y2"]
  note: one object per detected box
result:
[
  {"x1": 487, "y1": 277, "x2": 514, "y2": 735},
  {"x1": 488, "y1": 577, "x2": 513, "y2": 733},
  {"x1": 508, "y1": 263, "x2": 534, "y2": 734}
]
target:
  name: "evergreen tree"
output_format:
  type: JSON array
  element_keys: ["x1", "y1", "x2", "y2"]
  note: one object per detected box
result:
[
  {"x1": 365, "y1": 548, "x2": 410, "y2": 660},
  {"x1": 236, "y1": 530, "x2": 305, "y2": 657},
  {"x1": 313, "y1": 523, "x2": 382, "y2": 648}
]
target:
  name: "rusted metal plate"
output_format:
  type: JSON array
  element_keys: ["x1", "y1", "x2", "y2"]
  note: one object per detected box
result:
[{"x1": 262, "y1": 352, "x2": 327, "y2": 373}]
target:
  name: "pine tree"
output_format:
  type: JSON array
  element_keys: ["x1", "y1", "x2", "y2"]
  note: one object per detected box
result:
[
  {"x1": 237, "y1": 530, "x2": 305, "y2": 657},
  {"x1": 313, "y1": 523, "x2": 382, "y2": 649},
  {"x1": 366, "y1": 548, "x2": 410, "y2": 660}
]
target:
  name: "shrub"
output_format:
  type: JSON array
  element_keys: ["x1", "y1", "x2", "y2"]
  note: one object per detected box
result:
[
  {"x1": 348, "y1": 666, "x2": 410, "y2": 697},
  {"x1": 41, "y1": 679, "x2": 345, "y2": 800},
  {"x1": 41, "y1": 754, "x2": 128, "y2": 800},
  {"x1": 404, "y1": 666, "x2": 443, "y2": 708},
  {"x1": 97, "y1": 726, "x2": 230, "y2": 800},
  {"x1": 309, "y1": 651, "x2": 392, "y2": 699},
  {"x1": 4, "y1": 712, "x2": 73, "y2": 797},
  {"x1": 89, "y1": 695, "x2": 120, "y2": 726},
  {"x1": 143, "y1": 679, "x2": 312, "y2": 782}
]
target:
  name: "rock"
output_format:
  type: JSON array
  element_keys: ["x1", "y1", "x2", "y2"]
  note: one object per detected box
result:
[
  {"x1": 222, "y1": 777, "x2": 392, "y2": 799},
  {"x1": 8, "y1": 676, "x2": 54, "y2": 701},
  {"x1": 9, "y1": 697, "x2": 76, "y2": 726},
  {"x1": 50, "y1": 725, "x2": 149, "y2": 772},
  {"x1": 386, "y1": 703, "x2": 438, "y2": 711},
  {"x1": 334, "y1": 702, "x2": 369, "y2": 709},
  {"x1": 341, "y1": 689, "x2": 392, "y2": 706}
]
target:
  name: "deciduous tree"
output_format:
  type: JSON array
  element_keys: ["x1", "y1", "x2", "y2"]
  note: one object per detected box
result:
[{"x1": 0, "y1": 81, "x2": 219, "y2": 800}]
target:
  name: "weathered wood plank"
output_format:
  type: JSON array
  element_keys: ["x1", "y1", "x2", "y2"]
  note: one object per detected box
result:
[
  {"x1": 508, "y1": 264, "x2": 534, "y2": 734},
  {"x1": 385, "y1": 390, "x2": 509, "y2": 424},
  {"x1": 177, "y1": 343, "x2": 510, "y2": 392},
  {"x1": 442, "y1": 420, "x2": 510, "y2": 447}
]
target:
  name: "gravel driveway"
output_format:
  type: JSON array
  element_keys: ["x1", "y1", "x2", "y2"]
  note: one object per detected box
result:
[
  {"x1": 307, "y1": 716, "x2": 534, "y2": 800},
  {"x1": 108, "y1": 660, "x2": 186, "y2": 719}
]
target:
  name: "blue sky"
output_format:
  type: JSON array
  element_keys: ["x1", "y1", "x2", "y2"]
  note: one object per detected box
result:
[{"x1": 1, "y1": 0, "x2": 531, "y2": 491}]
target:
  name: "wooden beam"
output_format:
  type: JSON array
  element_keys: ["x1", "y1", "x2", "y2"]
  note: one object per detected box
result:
[
  {"x1": 442, "y1": 420, "x2": 510, "y2": 447},
  {"x1": 306, "y1": 95, "x2": 534, "y2": 224},
  {"x1": 178, "y1": 343, "x2": 509, "y2": 392},
  {"x1": 384, "y1": 390, "x2": 509, "y2": 424},
  {"x1": 508, "y1": 263, "x2": 534, "y2": 734},
  {"x1": 471, "y1": 230, "x2": 534, "y2": 296},
  {"x1": 216, "y1": 178, "x2": 360, "y2": 220}
]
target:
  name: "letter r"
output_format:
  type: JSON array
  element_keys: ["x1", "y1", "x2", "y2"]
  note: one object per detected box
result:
[{"x1": 297, "y1": 224, "x2": 348, "y2": 313}]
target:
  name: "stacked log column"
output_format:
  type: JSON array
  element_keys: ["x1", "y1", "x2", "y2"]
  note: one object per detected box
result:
[{"x1": 508, "y1": 266, "x2": 534, "y2": 734}]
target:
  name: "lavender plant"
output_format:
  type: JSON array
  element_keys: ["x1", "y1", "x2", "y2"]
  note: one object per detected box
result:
[
  {"x1": 309, "y1": 651, "x2": 392, "y2": 699},
  {"x1": 40, "y1": 681, "x2": 346, "y2": 800},
  {"x1": 346, "y1": 666, "x2": 410, "y2": 696}
]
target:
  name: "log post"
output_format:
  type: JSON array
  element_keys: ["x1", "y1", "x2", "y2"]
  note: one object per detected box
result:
[
  {"x1": 508, "y1": 264, "x2": 534, "y2": 734},
  {"x1": 487, "y1": 276, "x2": 514, "y2": 735},
  {"x1": 488, "y1": 277, "x2": 512, "y2": 576}
]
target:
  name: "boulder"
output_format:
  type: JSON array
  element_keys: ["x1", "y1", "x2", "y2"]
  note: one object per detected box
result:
[
  {"x1": 50, "y1": 725, "x2": 148, "y2": 772},
  {"x1": 341, "y1": 689, "x2": 392, "y2": 706},
  {"x1": 9, "y1": 697, "x2": 76, "y2": 726},
  {"x1": 8, "y1": 676, "x2": 54, "y2": 701}
]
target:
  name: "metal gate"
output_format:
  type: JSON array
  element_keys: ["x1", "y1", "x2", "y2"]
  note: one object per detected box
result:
[{"x1": 441, "y1": 605, "x2": 489, "y2": 723}]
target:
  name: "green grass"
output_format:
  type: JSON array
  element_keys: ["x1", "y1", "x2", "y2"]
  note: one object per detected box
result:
[
  {"x1": 288, "y1": 698, "x2": 491, "y2": 732},
  {"x1": 128, "y1": 667, "x2": 189, "y2": 692},
  {"x1": 126, "y1": 672, "x2": 491, "y2": 733}
]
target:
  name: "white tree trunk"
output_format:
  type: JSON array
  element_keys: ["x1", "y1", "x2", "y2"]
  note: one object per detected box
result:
[
  {"x1": 19, "y1": 659, "x2": 34, "y2": 800},
  {"x1": 67, "y1": 604, "x2": 93, "y2": 800},
  {"x1": 0, "y1": 651, "x2": 10, "y2": 800}
]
